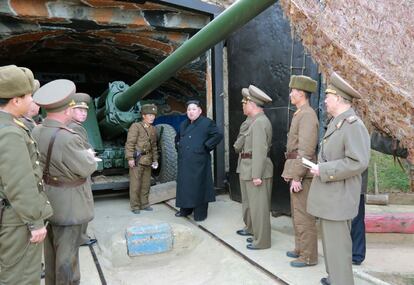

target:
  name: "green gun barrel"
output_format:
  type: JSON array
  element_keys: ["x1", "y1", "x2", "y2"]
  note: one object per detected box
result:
[{"x1": 114, "y1": 0, "x2": 277, "y2": 111}]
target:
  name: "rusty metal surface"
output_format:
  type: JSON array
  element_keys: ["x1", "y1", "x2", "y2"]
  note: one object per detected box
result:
[{"x1": 0, "y1": 0, "x2": 211, "y2": 102}]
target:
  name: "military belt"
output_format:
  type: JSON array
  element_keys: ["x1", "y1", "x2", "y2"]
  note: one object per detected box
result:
[
  {"x1": 240, "y1": 153, "x2": 252, "y2": 159},
  {"x1": 43, "y1": 176, "x2": 87, "y2": 188},
  {"x1": 285, "y1": 151, "x2": 316, "y2": 161}
]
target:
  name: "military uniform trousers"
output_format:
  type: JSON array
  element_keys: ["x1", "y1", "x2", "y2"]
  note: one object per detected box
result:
[
  {"x1": 239, "y1": 177, "x2": 252, "y2": 234},
  {"x1": 243, "y1": 178, "x2": 272, "y2": 248},
  {"x1": 0, "y1": 225, "x2": 43, "y2": 285},
  {"x1": 290, "y1": 177, "x2": 318, "y2": 264},
  {"x1": 129, "y1": 164, "x2": 152, "y2": 210},
  {"x1": 351, "y1": 194, "x2": 366, "y2": 264},
  {"x1": 45, "y1": 223, "x2": 83, "y2": 285},
  {"x1": 321, "y1": 219, "x2": 354, "y2": 285}
]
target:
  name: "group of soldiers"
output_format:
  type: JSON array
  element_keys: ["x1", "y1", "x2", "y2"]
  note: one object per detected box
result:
[
  {"x1": 234, "y1": 73, "x2": 370, "y2": 285},
  {"x1": 0, "y1": 65, "x2": 98, "y2": 285},
  {"x1": 0, "y1": 63, "x2": 369, "y2": 285}
]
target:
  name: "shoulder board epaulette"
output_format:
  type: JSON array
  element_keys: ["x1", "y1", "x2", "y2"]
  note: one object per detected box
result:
[
  {"x1": 59, "y1": 126, "x2": 77, "y2": 134},
  {"x1": 346, "y1": 115, "x2": 358, "y2": 124},
  {"x1": 13, "y1": 118, "x2": 29, "y2": 130},
  {"x1": 336, "y1": 119, "x2": 345, "y2": 129}
]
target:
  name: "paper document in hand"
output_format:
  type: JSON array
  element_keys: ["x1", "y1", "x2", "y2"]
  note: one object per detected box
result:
[
  {"x1": 302, "y1": 157, "x2": 317, "y2": 169},
  {"x1": 94, "y1": 157, "x2": 102, "y2": 162}
]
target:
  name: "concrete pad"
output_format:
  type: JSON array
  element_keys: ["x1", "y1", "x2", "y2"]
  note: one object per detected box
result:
[
  {"x1": 149, "y1": 181, "x2": 176, "y2": 205},
  {"x1": 76, "y1": 193, "x2": 413, "y2": 285},
  {"x1": 88, "y1": 194, "x2": 281, "y2": 284}
]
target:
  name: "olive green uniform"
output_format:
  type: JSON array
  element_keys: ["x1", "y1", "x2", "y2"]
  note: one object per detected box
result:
[
  {"x1": 125, "y1": 121, "x2": 158, "y2": 210},
  {"x1": 20, "y1": 115, "x2": 37, "y2": 132},
  {"x1": 68, "y1": 120, "x2": 94, "y2": 244},
  {"x1": 282, "y1": 103, "x2": 318, "y2": 264},
  {"x1": 32, "y1": 118, "x2": 97, "y2": 285},
  {"x1": 234, "y1": 116, "x2": 253, "y2": 233},
  {"x1": 236, "y1": 112, "x2": 273, "y2": 248},
  {"x1": 307, "y1": 108, "x2": 370, "y2": 285},
  {"x1": 0, "y1": 111, "x2": 53, "y2": 285}
]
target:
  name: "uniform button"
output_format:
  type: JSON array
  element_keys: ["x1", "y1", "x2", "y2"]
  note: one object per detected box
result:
[
  {"x1": 39, "y1": 182, "x2": 42, "y2": 186},
  {"x1": 323, "y1": 139, "x2": 327, "y2": 143},
  {"x1": 30, "y1": 140, "x2": 35, "y2": 144},
  {"x1": 46, "y1": 201, "x2": 50, "y2": 205},
  {"x1": 329, "y1": 175, "x2": 334, "y2": 179},
  {"x1": 189, "y1": 135, "x2": 191, "y2": 139},
  {"x1": 35, "y1": 161, "x2": 40, "y2": 165}
]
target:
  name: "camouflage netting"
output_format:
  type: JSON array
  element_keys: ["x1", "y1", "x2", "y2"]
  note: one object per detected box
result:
[{"x1": 280, "y1": 0, "x2": 414, "y2": 155}]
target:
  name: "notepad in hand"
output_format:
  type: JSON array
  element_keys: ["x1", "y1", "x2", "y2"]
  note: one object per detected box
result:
[{"x1": 302, "y1": 157, "x2": 317, "y2": 169}]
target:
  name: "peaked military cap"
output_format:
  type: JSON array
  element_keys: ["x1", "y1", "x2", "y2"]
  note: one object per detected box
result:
[
  {"x1": 33, "y1": 79, "x2": 40, "y2": 93},
  {"x1": 326, "y1": 72, "x2": 361, "y2": 100},
  {"x1": 289, "y1": 75, "x2": 317, "y2": 93},
  {"x1": 72, "y1": 92, "x2": 91, "y2": 109},
  {"x1": 33, "y1": 79, "x2": 76, "y2": 113},
  {"x1": 0, "y1": 65, "x2": 38, "y2": 98},
  {"x1": 141, "y1": 104, "x2": 157, "y2": 115},
  {"x1": 242, "y1": 85, "x2": 272, "y2": 106}
]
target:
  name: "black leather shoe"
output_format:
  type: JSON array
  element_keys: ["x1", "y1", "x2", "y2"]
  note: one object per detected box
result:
[
  {"x1": 142, "y1": 206, "x2": 153, "y2": 211},
  {"x1": 286, "y1": 250, "x2": 300, "y2": 258},
  {"x1": 236, "y1": 229, "x2": 253, "y2": 236},
  {"x1": 246, "y1": 244, "x2": 263, "y2": 250},
  {"x1": 175, "y1": 211, "x2": 188, "y2": 217},
  {"x1": 352, "y1": 260, "x2": 362, "y2": 265},
  {"x1": 81, "y1": 238, "x2": 97, "y2": 246},
  {"x1": 246, "y1": 237, "x2": 253, "y2": 243},
  {"x1": 132, "y1": 209, "x2": 140, "y2": 214},
  {"x1": 320, "y1": 277, "x2": 331, "y2": 285}
]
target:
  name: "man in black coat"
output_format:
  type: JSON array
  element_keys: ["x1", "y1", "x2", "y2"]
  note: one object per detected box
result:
[{"x1": 175, "y1": 100, "x2": 223, "y2": 221}]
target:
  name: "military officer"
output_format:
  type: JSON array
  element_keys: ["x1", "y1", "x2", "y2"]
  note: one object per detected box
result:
[
  {"x1": 32, "y1": 79, "x2": 97, "y2": 285},
  {"x1": 0, "y1": 65, "x2": 53, "y2": 285},
  {"x1": 282, "y1": 75, "x2": 319, "y2": 267},
  {"x1": 307, "y1": 72, "x2": 370, "y2": 285},
  {"x1": 20, "y1": 79, "x2": 41, "y2": 131},
  {"x1": 235, "y1": 85, "x2": 273, "y2": 250},
  {"x1": 233, "y1": 100, "x2": 253, "y2": 236},
  {"x1": 125, "y1": 104, "x2": 159, "y2": 214},
  {"x1": 67, "y1": 92, "x2": 97, "y2": 247}
]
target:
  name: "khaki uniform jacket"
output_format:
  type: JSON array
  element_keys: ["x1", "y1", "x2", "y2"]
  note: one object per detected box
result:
[
  {"x1": 233, "y1": 116, "x2": 252, "y2": 154},
  {"x1": 0, "y1": 111, "x2": 53, "y2": 229},
  {"x1": 237, "y1": 112, "x2": 273, "y2": 180},
  {"x1": 67, "y1": 120, "x2": 92, "y2": 149},
  {"x1": 125, "y1": 121, "x2": 158, "y2": 166},
  {"x1": 282, "y1": 104, "x2": 319, "y2": 181},
  {"x1": 307, "y1": 108, "x2": 370, "y2": 220},
  {"x1": 32, "y1": 119, "x2": 97, "y2": 225}
]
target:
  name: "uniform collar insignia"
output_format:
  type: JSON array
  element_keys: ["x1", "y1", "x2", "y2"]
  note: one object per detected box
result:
[
  {"x1": 13, "y1": 118, "x2": 28, "y2": 130},
  {"x1": 293, "y1": 108, "x2": 302, "y2": 116},
  {"x1": 336, "y1": 119, "x2": 344, "y2": 129}
]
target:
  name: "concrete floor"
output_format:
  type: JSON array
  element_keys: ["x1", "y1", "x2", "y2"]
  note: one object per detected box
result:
[{"x1": 73, "y1": 193, "x2": 413, "y2": 285}]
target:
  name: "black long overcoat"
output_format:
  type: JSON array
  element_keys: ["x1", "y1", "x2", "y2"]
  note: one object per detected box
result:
[{"x1": 175, "y1": 116, "x2": 223, "y2": 208}]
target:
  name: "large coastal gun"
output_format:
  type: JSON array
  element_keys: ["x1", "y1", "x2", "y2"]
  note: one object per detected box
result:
[{"x1": 86, "y1": 0, "x2": 277, "y2": 190}]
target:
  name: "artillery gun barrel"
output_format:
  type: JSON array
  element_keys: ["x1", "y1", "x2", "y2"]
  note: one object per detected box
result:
[{"x1": 115, "y1": 0, "x2": 277, "y2": 111}]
